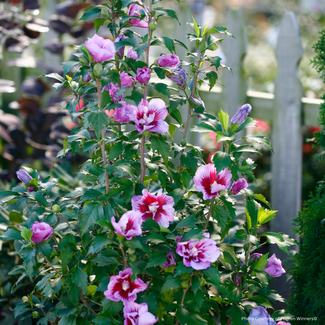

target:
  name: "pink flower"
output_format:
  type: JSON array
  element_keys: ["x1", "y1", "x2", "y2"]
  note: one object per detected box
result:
[
  {"x1": 263, "y1": 254, "x2": 286, "y2": 278},
  {"x1": 250, "y1": 253, "x2": 262, "y2": 262},
  {"x1": 176, "y1": 238, "x2": 220, "y2": 270},
  {"x1": 111, "y1": 211, "x2": 143, "y2": 240},
  {"x1": 202, "y1": 232, "x2": 210, "y2": 238},
  {"x1": 130, "y1": 98, "x2": 168, "y2": 134},
  {"x1": 131, "y1": 189, "x2": 174, "y2": 228},
  {"x1": 85, "y1": 34, "x2": 116, "y2": 62},
  {"x1": 126, "y1": 47, "x2": 138, "y2": 60},
  {"x1": 113, "y1": 101, "x2": 136, "y2": 123},
  {"x1": 115, "y1": 34, "x2": 127, "y2": 58},
  {"x1": 193, "y1": 164, "x2": 232, "y2": 200},
  {"x1": 76, "y1": 99, "x2": 84, "y2": 111},
  {"x1": 105, "y1": 109, "x2": 115, "y2": 117},
  {"x1": 162, "y1": 251, "x2": 176, "y2": 269},
  {"x1": 120, "y1": 72, "x2": 134, "y2": 88},
  {"x1": 230, "y1": 178, "x2": 248, "y2": 195},
  {"x1": 104, "y1": 268, "x2": 147, "y2": 303},
  {"x1": 157, "y1": 54, "x2": 180, "y2": 68},
  {"x1": 276, "y1": 322, "x2": 291, "y2": 325},
  {"x1": 128, "y1": 1, "x2": 149, "y2": 28},
  {"x1": 123, "y1": 302, "x2": 158, "y2": 325},
  {"x1": 103, "y1": 83, "x2": 123, "y2": 103},
  {"x1": 30, "y1": 221, "x2": 53, "y2": 244},
  {"x1": 135, "y1": 67, "x2": 151, "y2": 84}
]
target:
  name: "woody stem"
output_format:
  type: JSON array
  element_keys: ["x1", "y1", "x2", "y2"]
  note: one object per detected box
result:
[{"x1": 203, "y1": 197, "x2": 215, "y2": 231}]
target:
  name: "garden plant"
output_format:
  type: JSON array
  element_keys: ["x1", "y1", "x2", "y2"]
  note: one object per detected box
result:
[{"x1": 0, "y1": 0, "x2": 295, "y2": 324}]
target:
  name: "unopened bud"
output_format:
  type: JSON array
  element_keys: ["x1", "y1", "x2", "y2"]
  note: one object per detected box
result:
[
  {"x1": 32, "y1": 311, "x2": 40, "y2": 318},
  {"x1": 93, "y1": 63, "x2": 103, "y2": 77},
  {"x1": 218, "y1": 190, "x2": 227, "y2": 197},
  {"x1": 143, "y1": 130, "x2": 151, "y2": 138},
  {"x1": 71, "y1": 81, "x2": 79, "y2": 91},
  {"x1": 101, "y1": 7, "x2": 109, "y2": 19},
  {"x1": 181, "y1": 138, "x2": 187, "y2": 146},
  {"x1": 181, "y1": 281, "x2": 189, "y2": 289},
  {"x1": 22, "y1": 296, "x2": 29, "y2": 303},
  {"x1": 127, "y1": 248, "x2": 135, "y2": 255},
  {"x1": 149, "y1": 22, "x2": 157, "y2": 32},
  {"x1": 129, "y1": 255, "x2": 136, "y2": 262},
  {"x1": 52, "y1": 204, "x2": 60, "y2": 213}
]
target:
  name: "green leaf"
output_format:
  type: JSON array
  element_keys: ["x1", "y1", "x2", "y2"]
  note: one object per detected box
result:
[
  {"x1": 93, "y1": 255, "x2": 118, "y2": 266},
  {"x1": 170, "y1": 108, "x2": 182, "y2": 124},
  {"x1": 190, "y1": 314, "x2": 208, "y2": 325},
  {"x1": 88, "y1": 236, "x2": 113, "y2": 255},
  {"x1": 169, "y1": 188, "x2": 185, "y2": 204},
  {"x1": 80, "y1": 8, "x2": 101, "y2": 21},
  {"x1": 254, "y1": 253, "x2": 269, "y2": 271},
  {"x1": 258, "y1": 208, "x2": 277, "y2": 225},
  {"x1": 80, "y1": 202, "x2": 104, "y2": 234},
  {"x1": 86, "y1": 111, "x2": 109, "y2": 138},
  {"x1": 62, "y1": 59, "x2": 79, "y2": 76},
  {"x1": 152, "y1": 82, "x2": 169, "y2": 96},
  {"x1": 246, "y1": 200, "x2": 258, "y2": 229},
  {"x1": 36, "y1": 273, "x2": 55, "y2": 290},
  {"x1": 0, "y1": 228, "x2": 23, "y2": 241},
  {"x1": 192, "y1": 16, "x2": 200, "y2": 37},
  {"x1": 146, "y1": 252, "x2": 167, "y2": 268},
  {"x1": 175, "y1": 215, "x2": 198, "y2": 229},
  {"x1": 161, "y1": 36, "x2": 175, "y2": 53},
  {"x1": 146, "y1": 232, "x2": 167, "y2": 244},
  {"x1": 212, "y1": 151, "x2": 231, "y2": 174},
  {"x1": 218, "y1": 109, "x2": 229, "y2": 131},
  {"x1": 21, "y1": 227, "x2": 33, "y2": 241},
  {"x1": 180, "y1": 152, "x2": 198, "y2": 176},
  {"x1": 161, "y1": 275, "x2": 181, "y2": 292},
  {"x1": 254, "y1": 193, "x2": 271, "y2": 209},
  {"x1": 260, "y1": 232, "x2": 296, "y2": 254},
  {"x1": 31, "y1": 191, "x2": 49, "y2": 207},
  {"x1": 0, "y1": 190, "x2": 18, "y2": 202},
  {"x1": 226, "y1": 305, "x2": 247, "y2": 325},
  {"x1": 46, "y1": 73, "x2": 65, "y2": 83},
  {"x1": 81, "y1": 189, "x2": 103, "y2": 201},
  {"x1": 72, "y1": 267, "x2": 88, "y2": 294},
  {"x1": 205, "y1": 71, "x2": 218, "y2": 90},
  {"x1": 157, "y1": 8, "x2": 180, "y2": 24},
  {"x1": 109, "y1": 142, "x2": 123, "y2": 161},
  {"x1": 9, "y1": 210, "x2": 24, "y2": 223},
  {"x1": 211, "y1": 205, "x2": 230, "y2": 231},
  {"x1": 94, "y1": 18, "x2": 106, "y2": 32},
  {"x1": 215, "y1": 131, "x2": 235, "y2": 143},
  {"x1": 151, "y1": 136, "x2": 170, "y2": 164}
]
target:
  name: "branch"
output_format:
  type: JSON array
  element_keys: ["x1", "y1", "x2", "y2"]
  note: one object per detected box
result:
[
  {"x1": 120, "y1": 244, "x2": 128, "y2": 269},
  {"x1": 41, "y1": 253, "x2": 62, "y2": 276},
  {"x1": 203, "y1": 197, "x2": 215, "y2": 231},
  {"x1": 80, "y1": 290, "x2": 98, "y2": 317},
  {"x1": 175, "y1": 276, "x2": 192, "y2": 325},
  {"x1": 140, "y1": 134, "x2": 145, "y2": 184}
]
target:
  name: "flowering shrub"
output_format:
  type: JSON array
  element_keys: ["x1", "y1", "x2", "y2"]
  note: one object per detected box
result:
[{"x1": 0, "y1": 1, "x2": 296, "y2": 324}]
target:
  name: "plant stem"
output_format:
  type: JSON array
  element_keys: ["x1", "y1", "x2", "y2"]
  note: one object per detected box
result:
[
  {"x1": 203, "y1": 197, "x2": 215, "y2": 231},
  {"x1": 143, "y1": 0, "x2": 152, "y2": 99},
  {"x1": 41, "y1": 254, "x2": 62, "y2": 276},
  {"x1": 39, "y1": 307, "x2": 55, "y2": 325},
  {"x1": 80, "y1": 290, "x2": 98, "y2": 317},
  {"x1": 120, "y1": 244, "x2": 128, "y2": 269},
  {"x1": 56, "y1": 213, "x2": 70, "y2": 228},
  {"x1": 96, "y1": 77, "x2": 110, "y2": 195},
  {"x1": 52, "y1": 233, "x2": 59, "y2": 246},
  {"x1": 140, "y1": 134, "x2": 145, "y2": 184},
  {"x1": 245, "y1": 243, "x2": 251, "y2": 266},
  {"x1": 175, "y1": 276, "x2": 192, "y2": 325}
]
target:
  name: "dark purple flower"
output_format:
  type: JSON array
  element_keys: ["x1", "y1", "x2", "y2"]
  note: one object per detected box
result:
[
  {"x1": 111, "y1": 211, "x2": 143, "y2": 240},
  {"x1": 130, "y1": 98, "x2": 168, "y2": 134},
  {"x1": 104, "y1": 268, "x2": 147, "y2": 303},
  {"x1": 28, "y1": 186, "x2": 35, "y2": 192},
  {"x1": 248, "y1": 306, "x2": 276, "y2": 325},
  {"x1": 85, "y1": 34, "x2": 116, "y2": 62},
  {"x1": 131, "y1": 189, "x2": 175, "y2": 228},
  {"x1": 115, "y1": 34, "x2": 127, "y2": 58},
  {"x1": 176, "y1": 238, "x2": 220, "y2": 270},
  {"x1": 103, "y1": 83, "x2": 123, "y2": 103},
  {"x1": 113, "y1": 101, "x2": 136, "y2": 123},
  {"x1": 166, "y1": 64, "x2": 187, "y2": 87},
  {"x1": 123, "y1": 302, "x2": 158, "y2": 325},
  {"x1": 30, "y1": 221, "x2": 53, "y2": 244},
  {"x1": 157, "y1": 54, "x2": 180, "y2": 67},
  {"x1": 135, "y1": 66, "x2": 151, "y2": 84},
  {"x1": 16, "y1": 169, "x2": 33, "y2": 185},
  {"x1": 83, "y1": 73, "x2": 92, "y2": 82},
  {"x1": 230, "y1": 103, "x2": 252, "y2": 125},
  {"x1": 126, "y1": 47, "x2": 138, "y2": 60},
  {"x1": 230, "y1": 178, "x2": 248, "y2": 195},
  {"x1": 264, "y1": 254, "x2": 286, "y2": 277},
  {"x1": 162, "y1": 251, "x2": 176, "y2": 269},
  {"x1": 250, "y1": 253, "x2": 262, "y2": 262}
]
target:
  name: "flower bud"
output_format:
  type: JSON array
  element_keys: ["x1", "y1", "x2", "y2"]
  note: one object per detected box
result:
[
  {"x1": 101, "y1": 7, "x2": 109, "y2": 19},
  {"x1": 28, "y1": 186, "x2": 35, "y2": 192},
  {"x1": 218, "y1": 190, "x2": 227, "y2": 197},
  {"x1": 181, "y1": 139, "x2": 187, "y2": 146},
  {"x1": 127, "y1": 248, "x2": 135, "y2": 255},
  {"x1": 230, "y1": 103, "x2": 252, "y2": 125},
  {"x1": 233, "y1": 273, "x2": 241, "y2": 287},
  {"x1": 16, "y1": 169, "x2": 33, "y2": 185},
  {"x1": 71, "y1": 81, "x2": 79, "y2": 91},
  {"x1": 230, "y1": 178, "x2": 248, "y2": 195},
  {"x1": 52, "y1": 204, "x2": 60, "y2": 213},
  {"x1": 93, "y1": 63, "x2": 103, "y2": 77},
  {"x1": 143, "y1": 130, "x2": 151, "y2": 137},
  {"x1": 32, "y1": 311, "x2": 40, "y2": 318},
  {"x1": 129, "y1": 255, "x2": 137, "y2": 262},
  {"x1": 181, "y1": 281, "x2": 189, "y2": 289},
  {"x1": 22, "y1": 296, "x2": 29, "y2": 303},
  {"x1": 149, "y1": 22, "x2": 157, "y2": 32}
]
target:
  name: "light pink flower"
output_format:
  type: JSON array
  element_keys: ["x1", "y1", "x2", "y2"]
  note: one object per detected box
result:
[
  {"x1": 135, "y1": 67, "x2": 151, "y2": 84},
  {"x1": 126, "y1": 47, "x2": 138, "y2": 60},
  {"x1": 157, "y1": 54, "x2": 180, "y2": 68},
  {"x1": 162, "y1": 251, "x2": 176, "y2": 269},
  {"x1": 276, "y1": 322, "x2": 291, "y2": 325},
  {"x1": 250, "y1": 253, "x2": 262, "y2": 262},
  {"x1": 113, "y1": 101, "x2": 136, "y2": 123},
  {"x1": 193, "y1": 164, "x2": 232, "y2": 200},
  {"x1": 111, "y1": 211, "x2": 143, "y2": 240},
  {"x1": 130, "y1": 99, "x2": 168, "y2": 134},
  {"x1": 85, "y1": 34, "x2": 116, "y2": 62},
  {"x1": 263, "y1": 254, "x2": 286, "y2": 278},
  {"x1": 104, "y1": 268, "x2": 147, "y2": 303},
  {"x1": 115, "y1": 34, "x2": 127, "y2": 58},
  {"x1": 123, "y1": 302, "x2": 158, "y2": 325},
  {"x1": 120, "y1": 71, "x2": 134, "y2": 88},
  {"x1": 128, "y1": 1, "x2": 149, "y2": 28},
  {"x1": 202, "y1": 232, "x2": 210, "y2": 238},
  {"x1": 103, "y1": 83, "x2": 123, "y2": 103},
  {"x1": 230, "y1": 178, "x2": 248, "y2": 195},
  {"x1": 131, "y1": 189, "x2": 174, "y2": 228},
  {"x1": 176, "y1": 238, "x2": 220, "y2": 270},
  {"x1": 30, "y1": 221, "x2": 53, "y2": 244}
]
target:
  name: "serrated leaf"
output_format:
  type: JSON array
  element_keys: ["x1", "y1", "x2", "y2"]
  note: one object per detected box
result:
[
  {"x1": 161, "y1": 275, "x2": 181, "y2": 292},
  {"x1": 218, "y1": 109, "x2": 229, "y2": 131},
  {"x1": 0, "y1": 228, "x2": 23, "y2": 241},
  {"x1": 211, "y1": 205, "x2": 230, "y2": 230},
  {"x1": 175, "y1": 215, "x2": 198, "y2": 229},
  {"x1": 86, "y1": 111, "x2": 109, "y2": 138},
  {"x1": 88, "y1": 236, "x2": 113, "y2": 255},
  {"x1": 72, "y1": 267, "x2": 88, "y2": 294},
  {"x1": 206, "y1": 71, "x2": 218, "y2": 90},
  {"x1": 258, "y1": 208, "x2": 277, "y2": 225},
  {"x1": 80, "y1": 202, "x2": 104, "y2": 234},
  {"x1": 146, "y1": 252, "x2": 167, "y2": 268},
  {"x1": 32, "y1": 191, "x2": 49, "y2": 207},
  {"x1": 109, "y1": 142, "x2": 123, "y2": 161},
  {"x1": 21, "y1": 227, "x2": 33, "y2": 241},
  {"x1": 151, "y1": 136, "x2": 170, "y2": 164},
  {"x1": 212, "y1": 151, "x2": 231, "y2": 173}
]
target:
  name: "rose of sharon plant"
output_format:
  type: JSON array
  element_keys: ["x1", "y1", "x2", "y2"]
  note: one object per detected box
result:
[{"x1": 0, "y1": 1, "x2": 296, "y2": 324}]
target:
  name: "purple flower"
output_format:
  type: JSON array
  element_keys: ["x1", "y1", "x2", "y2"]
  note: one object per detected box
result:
[
  {"x1": 16, "y1": 169, "x2": 33, "y2": 185},
  {"x1": 85, "y1": 34, "x2": 116, "y2": 63},
  {"x1": 166, "y1": 64, "x2": 187, "y2": 87},
  {"x1": 176, "y1": 236, "x2": 183, "y2": 242},
  {"x1": 113, "y1": 101, "x2": 136, "y2": 123},
  {"x1": 191, "y1": 96, "x2": 205, "y2": 111},
  {"x1": 123, "y1": 302, "x2": 158, "y2": 325},
  {"x1": 104, "y1": 268, "x2": 147, "y2": 303},
  {"x1": 264, "y1": 254, "x2": 286, "y2": 277},
  {"x1": 250, "y1": 253, "x2": 262, "y2": 262},
  {"x1": 162, "y1": 251, "x2": 176, "y2": 269},
  {"x1": 120, "y1": 72, "x2": 134, "y2": 88},
  {"x1": 233, "y1": 273, "x2": 241, "y2": 287},
  {"x1": 157, "y1": 54, "x2": 180, "y2": 68},
  {"x1": 248, "y1": 306, "x2": 276, "y2": 325},
  {"x1": 230, "y1": 178, "x2": 248, "y2": 195},
  {"x1": 130, "y1": 98, "x2": 168, "y2": 134},
  {"x1": 30, "y1": 221, "x2": 53, "y2": 244},
  {"x1": 176, "y1": 238, "x2": 220, "y2": 270},
  {"x1": 193, "y1": 164, "x2": 232, "y2": 200},
  {"x1": 131, "y1": 189, "x2": 175, "y2": 228},
  {"x1": 115, "y1": 34, "x2": 127, "y2": 58},
  {"x1": 83, "y1": 73, "x2": 92, "y2": 82},
  {"x1": 28, "y1": 186, "x2": 35, "y2": 192},
  {"x1": 126, "y1": 47, "x2": 138, "y2": 60},
  {"x1": 103, "y1": 83, "x2": 123, "y2": 103},
  {"x1": 111, "y1": 211, "x2": 143, "y2": 240},
  {"x1": 135, "y1": 67, "x2": 151, "y2": 84},
  {"x1": 230, "y1": 103, "x2": 252, "y2": 125},
  {"x1": 128, "y1": 1, "x2": 149, "y2": 28}
]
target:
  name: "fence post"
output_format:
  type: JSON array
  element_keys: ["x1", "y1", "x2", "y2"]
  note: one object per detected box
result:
[
  {"x1": 270, "y1": 12, "x2": 303, "y2": 304},
  {"x1": 222, "y1": 9, "x2": 248, "y2": 118}
]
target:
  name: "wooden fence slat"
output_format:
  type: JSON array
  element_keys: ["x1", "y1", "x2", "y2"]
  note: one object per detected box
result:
[
  {"x1": 270, "y1": 11, "x2": 303, "y2": 303},
  {"x1": 222, "y1": 9, "x2": 248, "y2": 119}
]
